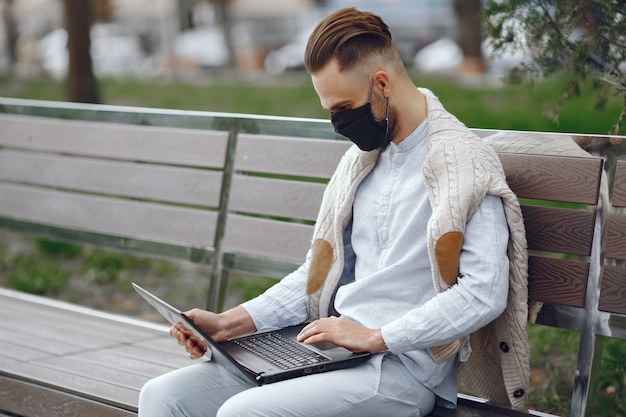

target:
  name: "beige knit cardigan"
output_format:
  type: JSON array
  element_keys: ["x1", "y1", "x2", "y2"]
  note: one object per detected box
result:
[{"x1": 305, "y1": 88, "x2": 530, "y2": 408}]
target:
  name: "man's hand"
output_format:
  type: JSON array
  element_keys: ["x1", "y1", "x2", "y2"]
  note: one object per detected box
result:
[
  {"x1": 169, "y1": 306, "x2": 256, "y2": 360},
  {"x1": 296, "y1": 317, "x2": 388, "y2": 353},
  {"x1": 170, "y1": 319, "x2": 208, "y2": 360}
]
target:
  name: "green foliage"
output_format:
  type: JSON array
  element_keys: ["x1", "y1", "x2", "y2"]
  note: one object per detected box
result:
[
  {"x1": 595, "y1": 338, "x2": 626, "y2": 415},
  {"x1": 483, "y1": 0, "x2": 626, "y2": 134},
  {"x1": 35, "y1": 238, "x2": 82, "y2": 258},
  {"x1": 228, "y1": 274, "x2": 277, "y2": 302},
  {"x1": 526, "y1": 324, "x2": 579, "y2": 414},
  {"x1": 81, "y1": 249, "x2": 177, "y2": 286},
  {"x1": 5, "y1": 254, "x2": 70, "y2": 295}
]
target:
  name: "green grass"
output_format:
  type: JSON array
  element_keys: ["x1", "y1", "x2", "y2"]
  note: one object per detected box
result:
[{"x1": 3, "y1": 70, "x2": 624, "y2": 135}]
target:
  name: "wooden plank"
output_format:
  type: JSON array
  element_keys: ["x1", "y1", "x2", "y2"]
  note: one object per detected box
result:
[
  {"x1": 612, "y1": 160, "x2": 626, "y2": 207},
  {"x1": 235, "y1": 133, "x2": 351, "y2": 178},
  {"x1": 223, "y1": 214, "x2": 313, "y2": 263},
  {"x1": 0, "y1": 340, "x2": 55, "y2": 362},
  {"x1": 430, "y1": 404, "x2": 529, "y2": 417},
  {"x1": 105, "y1": 341, "x2": 189, "y2": 363},
  {"x1": 0, "y1": 357, "x2": 140, "y2": 410},
  {"x1": 0, "y1": 113, "x2": 229, "y2": 168},
  {"x1": 229, "y1": 175, "x2": 326, "y2": 221},
  {"x1": 528, "y1": 255, "x2": 589, "y2": 308},
  {"x1": 522, "y1": 205, "x2": 596, "y2": 256},
  {"x1": 0, "y1": 149, "x2": 223, "y2": 207},
  {"x1": 606, "y1": 213, "x2": 626, "y2": 260},
  {"x1": 599, "y1": 265, "x2": 626, "y2": 315},
  {"x1": 72, "y1": 349, "x2": 187, "y2": 378},
  {"x1": 0, "y1": 330, "x2": 81, "y2": 360},
  {"x1": 498, "y1": 153, "x2": 603, "y2": 205},
  {"x1": 35, "y1": 356, "x2": 149, "y2": 391},
  {"x1": 0, "y1": 183, "x2": 218, "y2": 247},
  {"x1": 0, "y1": 300, "x2": 163, "y2": 343},
  {"x1": 0, "y1": 376, "x2": 135, "y2": 417}
]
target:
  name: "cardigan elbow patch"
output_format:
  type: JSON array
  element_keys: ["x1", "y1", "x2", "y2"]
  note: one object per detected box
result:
[
  {"x1": 306, "y1": 239, "x2": 334, "y2": 294},
  {"x1": 435, "y1": 231, "x2": 464, "y2": 286}
]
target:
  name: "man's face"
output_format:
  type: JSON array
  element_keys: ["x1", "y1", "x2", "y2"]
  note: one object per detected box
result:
[{"x1": 311, "y1": 59, "x2": 397, "y2": 141}]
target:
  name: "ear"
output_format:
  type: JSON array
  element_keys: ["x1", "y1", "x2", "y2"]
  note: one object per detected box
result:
[{"x1": 372, "y1": 70, "x2": 391, "y2": 98}]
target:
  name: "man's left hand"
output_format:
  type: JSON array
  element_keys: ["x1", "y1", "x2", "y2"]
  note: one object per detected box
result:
[{"x1": 297, "y1": 317, "x2": 388, "y2": 353}]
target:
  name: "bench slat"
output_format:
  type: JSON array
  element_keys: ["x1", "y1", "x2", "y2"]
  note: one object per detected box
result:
[
  {"x1": 528, "y1": 256, "x2": 589, "y2": 307},
  {"x1": 229, "y1": 175, "x2": 325, "y2": 221},
  {"x1": 599, "y1": 265, "x2": 626, "y2": 315},
  {"x1": 498, "y1": 153, "x2": 602, "y2": 205},
  {"x1": 0, "y1": 356, "x2": 140, "y2": 410},
  {"x1": 521, "y1": 205, "x2": 596, "y2": 256},
  {"x1": 605, "y1": 213, "x2": 626, "y2": 260},
  {"x1": 0, "y1": 376, "x2": 135, "y2": 417},
  {"x1": 0, "y1": 184, "x2": 217, "y2": 248},
  {"x1": 223, "y1": 214, "x2": 313, "y2": 263},
  {"x1": 0, "y1": 149, "x2": 223, "y2": 207},
  {"x1": 235, "y1": 133, "x2": 351, "y2": 178},
  {"x1": 0, "y1": 113, "x2": 229, "y2": 168},
  {"x1": 612, "y1": 160, "x2": 626, "y2": 207}
]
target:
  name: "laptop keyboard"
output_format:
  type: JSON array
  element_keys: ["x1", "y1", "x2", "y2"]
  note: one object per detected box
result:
[{"x1": 233, "y1": 332, "x2": 329, "y2": 370}]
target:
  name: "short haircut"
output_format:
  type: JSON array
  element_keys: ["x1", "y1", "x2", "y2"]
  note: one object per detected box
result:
[{"x1": 304, "y1": 7, "x2": 396, "y2": 74}]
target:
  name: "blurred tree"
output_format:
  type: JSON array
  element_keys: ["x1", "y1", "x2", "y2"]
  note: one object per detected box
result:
[
  {"x1": 207, "y1": 0, "x2": 235, "y2": 67},
  {"x1": 483, "y1": 0, "x2": 626, "y2": 134},
  {"x1": 2, "y1": 0, "x2": 17, "y2": 72},
  {"x1": 178, "y1": 0, "x2": 194, "y2": 31},
  {"x1": 64, "y1": 0, "x2": 99, "y2": 103},
  {"x1": 455, "y1": 0, "x2": 485, "y2": 74}
]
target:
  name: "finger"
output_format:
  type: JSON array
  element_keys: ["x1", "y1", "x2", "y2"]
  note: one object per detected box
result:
[
  {"x1": 185, "y1": 337, "x2": 207, "y2": 358},
  {"x1": 170, "y1": 325, "x2": 184, "y2": 344},
  {"x1": 296, "y1": 322, "x2": 319, "y2": 342}
]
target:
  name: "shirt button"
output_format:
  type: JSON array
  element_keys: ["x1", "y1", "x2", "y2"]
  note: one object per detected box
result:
[{"x1": 499, "y1": 342, "x2": 510, "y2": 352}]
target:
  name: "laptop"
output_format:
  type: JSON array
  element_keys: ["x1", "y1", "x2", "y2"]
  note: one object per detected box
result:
[{"x1": 132, "y1": 283, "x2": 371, "y2": 385}]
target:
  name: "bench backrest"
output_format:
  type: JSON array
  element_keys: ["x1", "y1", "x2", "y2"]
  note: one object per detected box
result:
[
  {"x1": 499, "y1": 152, "x2": 603, "y2": 309},
  {"x1": 0, "y1": 113, "x2": 229, "y2": 261}
]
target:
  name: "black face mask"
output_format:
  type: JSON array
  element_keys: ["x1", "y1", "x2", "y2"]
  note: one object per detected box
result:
[{"x1": 330, "y1": 81, "x2": 390, "y2": 152}]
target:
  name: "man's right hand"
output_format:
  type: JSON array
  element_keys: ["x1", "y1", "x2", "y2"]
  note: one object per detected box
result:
[
  {"x1": 170, "y1": 320, "x2": 208, "y2": 360},
  {"x1": 169, "y1": 306, "x2": 257, "y2": 360}
]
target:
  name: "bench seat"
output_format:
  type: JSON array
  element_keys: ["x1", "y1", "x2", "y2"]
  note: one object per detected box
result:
[{"x1": 0, "y1": 288, "x2": 192, "y2": 416}]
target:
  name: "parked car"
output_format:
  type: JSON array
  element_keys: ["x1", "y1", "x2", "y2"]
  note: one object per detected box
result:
[
  {"x1": 265, "y1": 0, "x2": 457, "y2": 73},
  {"x1": 39, "y1": 23, "x2": 149, "y2": 80}
]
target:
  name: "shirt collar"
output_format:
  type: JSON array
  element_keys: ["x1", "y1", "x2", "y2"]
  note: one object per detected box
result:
[{"x1": 389, "y1": 117, "x2": 429, "y2": 153}]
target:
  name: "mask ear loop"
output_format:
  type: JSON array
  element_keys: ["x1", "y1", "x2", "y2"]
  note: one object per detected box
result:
[
  {"x1": 367, "y1": 77, "x2": 375, "y2": 102},
  {"x1": 384, "y1": 96, "x2": 390, "y2": 140},
  {"x1": 369, "y1": 77, "x2": 390, "y2": 141}
]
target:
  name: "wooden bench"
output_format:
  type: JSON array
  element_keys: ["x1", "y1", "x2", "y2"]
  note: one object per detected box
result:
[{"x1": 0, "y1": 98, "x2": 625, "y2": 417}]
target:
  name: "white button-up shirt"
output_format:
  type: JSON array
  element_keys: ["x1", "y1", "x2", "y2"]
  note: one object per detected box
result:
[{"x1": 243, "y1": 119, "x2": 510, "y2": 406}]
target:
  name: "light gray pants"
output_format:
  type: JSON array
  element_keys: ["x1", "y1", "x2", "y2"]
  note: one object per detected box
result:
[{"x1": 138, "y1": 353, "x2": 436, "y2": 417}]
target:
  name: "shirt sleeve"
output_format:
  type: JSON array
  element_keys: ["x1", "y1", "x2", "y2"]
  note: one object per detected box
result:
[
  {"x1": 240, "y1": 251, "x2": 311, "y2": 331},
  {"x1": 381, "y1": 195, "x2": 510, "y2": 353}
]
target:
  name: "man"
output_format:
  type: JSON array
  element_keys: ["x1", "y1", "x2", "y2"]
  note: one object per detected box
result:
[{"x1": 139, "y1": 8, "x2": 530, "y2": 417}]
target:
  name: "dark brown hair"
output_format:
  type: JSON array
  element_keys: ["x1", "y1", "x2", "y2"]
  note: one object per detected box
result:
[{"x1": 304, "y1": 7, "x2": 394, "y2": 74}]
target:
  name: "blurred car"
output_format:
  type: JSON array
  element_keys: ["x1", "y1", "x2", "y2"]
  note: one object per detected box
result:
[
  {"x1": 264, "y1": 0, "x2": 457, "y2": 74},
  {"x1": 323, "y1": 0, "x2": 456, "y2": 60},
  {"x1": 39, "y1": 23, "x2": 148, "y2": 80},
  {"x1": 171, "y1": 25, "x2": 230, "y2": 68},
  {"x1": 264, "y1": 25, "x2": 315, "y2": 74}
]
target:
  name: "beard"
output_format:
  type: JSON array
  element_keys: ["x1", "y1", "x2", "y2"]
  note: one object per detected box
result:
[{"x1": 370, "y1": 89, "x2": 399, "y2": 143}]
